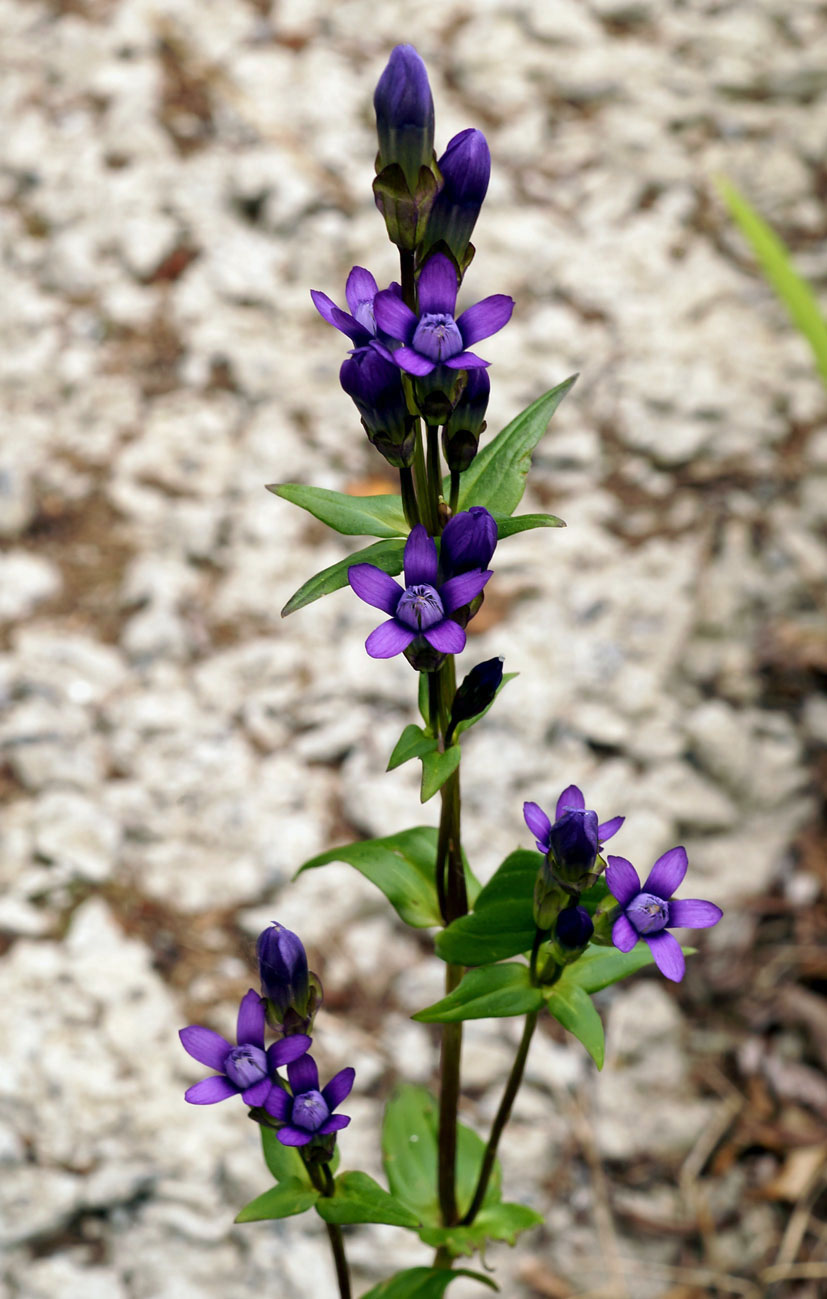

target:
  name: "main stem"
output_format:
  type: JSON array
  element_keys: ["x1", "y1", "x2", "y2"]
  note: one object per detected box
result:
[
  {"x1": 308, "y1": 1162, "x2": 352, "y2": 1299},
  {"x1": 460, "y1": 1009, "x2": 539, "y2": 1225}
]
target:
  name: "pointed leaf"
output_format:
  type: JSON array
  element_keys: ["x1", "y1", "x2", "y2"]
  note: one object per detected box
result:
[
  {"x1": 269, "y1": 483, "x2": 408, "y2": 538},
  {"x1": 235, "y1": 1177, "x2": 319, "y2": 1222},
  {"x1": 420, "y1": 745, "x2": 461, "y2": 803},
  {"x1": 435, "y1": 850, "x2": 538, "y2": 966},
  {"x1": 413, "y1": 963, "x2": 543, "y2": 1023},
  {"x1": 563, "y1": 940, "x2": 696, "y2": 994},
  {"x1": 447, "y1": 376, "x2": 577, "y2": 517},
  {"x1": 420, "y1": 1202, "x2": 543, "y2": 1256},
  {"x1": 297, "y1": 826, "x2": 443, "y2": 927},
  {"x1": 543, "y1": 981, "x2": 605, "y2": 1069},
  {"x1": 281, "y1": 538, "x2": 405, "y2": 617},
  {"x1": 315, "y1": 1171, "x2": 420, "y2": 1228},
  {"x1": 260, "y1": 1125, "x2": 312, "y2": 1185},
  {"x1": 360, "y1": 1268, "x2": 498, "y2": 1298},
  {"x1": 388, "y1": 724, "x2": 437, "y2": 771},
  {"x1": 493, "y1": 512, "x2": 565, "y2": 537}
]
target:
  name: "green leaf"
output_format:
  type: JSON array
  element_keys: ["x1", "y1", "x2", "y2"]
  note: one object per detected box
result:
[
  {"x1": 281, "y1": 538, "x2": 405, "y2": 617},
  {"x1": 718, "y1": 178, "x2": 827, "y2": 389},
  {"x1": 435, "y1": 850, "x2": 538, "y2": 966},
  {"x1": 260, "y1": 1125, "x2": 313, "y2": 1185},
  {"x1": 388, "y1": 724, "x2": 437, "y2": 771},
  {"x1": 360, "y1": 1268, "x2": 498, "y2": 1298},
  {"x1": 563, "y1": 940, "x2": 695, "y2": 994},
  {"x1": 315, "y1": 1171, "x2": 420, "y2": 1228},
  {"x1": 450, "y1": 672, "x2": 518, "y2": 741},
  {"x1": 419, "y1": 1202, "x2": 543, "y2": 1256},
  {"x1": 544, "y1": 981, "x2": 605, "y2": 1069},
  {"x1": 269, "y1": 483, "x2": 408, "y2": 538},
  {"x1": 450, "y1": 376, "x2": 577, "y2": 517},
  {"x1": 493, "y1": 512, "x2": 565, "y2": 537},
  {"x1": 235, "y1": 1177, "x2": 319, "y2": 1222},
  {"x1": 420, "y1": 745, "x2": 461, "y2": 802},
  {"x1": 418, "y1": 672, "x2": 429, "y2": 726},
  {"x1": 297, "y1": 826, "x2": 443, "y2": 928},
  {"x1": 413, "y1": 963, "x2": 543, "y2": 1023}
]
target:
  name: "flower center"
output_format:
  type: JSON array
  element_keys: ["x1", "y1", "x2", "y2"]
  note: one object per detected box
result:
[
  {"x1": 292, "y1": 1088, "x2": 330, "y2": 1133},
  {"x1": 224, "y1": 1044, "x2": 268, "y2": 1089},
  {"x1": 412, "y1": 312, "x2": 463, "y2": 362},
  {"x1": 396, "y1": 584, "x2": 445, "y2": 630},
  {"x1": 627, "y1": 892, "x2": 670, "y2": 935},
  {"x1": 354, "y1": 299, "x2": 376, "y2": 334}
]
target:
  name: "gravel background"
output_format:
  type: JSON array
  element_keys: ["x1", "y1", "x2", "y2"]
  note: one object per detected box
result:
[{"x1": 1, "y1": 1, "x2": 826, "y2": 1296}]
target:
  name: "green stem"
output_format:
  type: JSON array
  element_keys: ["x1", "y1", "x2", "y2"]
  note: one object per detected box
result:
[
  {"x1": 460, "y1": 1009, "x2": 539, "y2": 1226},
  {"x1": 426, "y1": 423, "x2": 443, "y2": 526},
  {"x1": 308, "y1": 1161, "x2": 352, "y2": 1299},
  {"x1": 437, "y1": 961, "x2": 463, "y2": 1226},
  {"x1": 529, "y1": 928, "x2": 545, "y2": 984},
  {"x1": 399, "y1": 465, "x2": 419, "y2": 528},
  {"x1": 449, "y1": 468, "x2": 460, "y2": 515},
  {"x1": 400, "y1": 249, "x2": 416, "y2": 312},
  {"x1": 411, "y1": 423, "x2": 437, "y2": 534}
]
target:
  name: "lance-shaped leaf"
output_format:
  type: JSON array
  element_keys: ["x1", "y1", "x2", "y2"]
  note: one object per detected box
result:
[
  {"x1": 269, "y1": 483, "x2": 408, "y2": 538},
  {"x1": 260, "y1": 1125, "x2": 313, "y2": 1185},
  {"x1": 413, "y1": 962, "x2": 543, "y2": 1023},
  {"x1": 315, "y1": 1171, "x2": 420, "y2": 1228},
  {"x1": 563, "y1": 940, "x2": 696, "y2": 994},
  {"x1": 435, "y1": 849, "x2": 538, "y2": 965},
  {"x1": 543, "y1": 981, "x2": 605, "y2": 1069},
  {"x1": 235, "y1": 1177, "x2": 319, "y2": 1222},
  {"x1": 419, "y1": 1202, "x2": 543, "y2": 1256},
  {"x1": 281, "y1": 538, "x2": 405, "y2": 617},
  {"x1": 388, "y1": 723, "x2": 437, "y2": 771},
  {"x1": 420, "y1": 745, "x2": 461, "y2": 803},
  {"x1": 492, "y1": 512, "x2": 565, "y2": 537},
  {"x1": 360, "y1": 1268, "x2": 499, "y2": 1298},
  {"x1": 447, "y1": 375, "x2": 577, "y2": 517}
]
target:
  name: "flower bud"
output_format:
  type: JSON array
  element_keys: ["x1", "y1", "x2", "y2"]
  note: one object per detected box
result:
[
  {"x1": 555, "y1": 905, "x2": 594, "y2": 949},
  {"x1": 447, "y1": 657, "x2": 503, "y2": 740},
  {"x1": 423, "y1": 129, "x2": 491, "y2": 264},
  {"x1": 256, "y1": 923, "x2": 312, "y2": 1030},
  {"x1": 440, "y1": 506, "x2": 498, "y2": 578},
  {"x1": 340, "y1": 348, "x2": 416, "y2": 468},
  {"x1": 441, "y1": 368, "x2": 489, "y2": 473},
  {"x1": 374, "y1": 45, "x2": 435, "y2": 193}
]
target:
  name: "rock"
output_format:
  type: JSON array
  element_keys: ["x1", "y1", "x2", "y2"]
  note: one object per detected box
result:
[{"x1": 0, "y1": 552, "x2": 61, "y2": 621}]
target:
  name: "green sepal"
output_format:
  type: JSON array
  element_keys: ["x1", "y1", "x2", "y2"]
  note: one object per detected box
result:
[
  {"x1": 447, "y1": 376, "x2": 577, "y2": 517},
  {"x1": 297, "y1": 826, "x2": 479, "y2": 928},
  {"x1": 493, "y1": 512, "x2": 565, "y2": 537},
  {"x1": 419, "y1": 1202, "x2": 543, "y2": 1256},
  {"x1": 435, "y1": 849, "x2": 538, "y2": 966},
  {"x1": 268, "y1": 483, "x2": 408, "y2": 538},
  {"x1": 315, "y1": 1171, "x2": 420, "y2": 1228},
  {"x1": 413, "y1": 963, "x2": 543, "y2": 1023},
  {"x1": 281, "y1": 538, "x2": 405, "y2": 617},
  {"x1": 450, "y1": 672, "x2": 518, "y2": 741},
  {"x1": 387, "y1": 723, "x2": 437, "y2": 771},
  {"x1": 234, "y1": 1178, "x2": 319, "y2": 1222},
  {"x1": 420, "y1": 744, "x2": 461, "y2": 802},
  {"x1": 543, "y1": 981, "x2": 605, "y2": 1069},
  {"x1": 360, "y1": 1268, "x2": 499, "y2": 1298}
]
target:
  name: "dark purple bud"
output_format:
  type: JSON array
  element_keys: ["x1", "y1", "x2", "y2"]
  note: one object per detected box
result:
[
  {"x1": 447, "y1": 657, "x2": 503, "y2": 739},
  {"x1": 442, "y1": 368, "x2": 490, "y2": 473},
  {"x1": 425, "y1": 129, "x2": 491, "y2": 263},
  {"x1": 440, "y1": 506, "x2": 498, "y2": 578},
  {"x1": 340, "y1": 348, "x2": 415, "y2": 468},
  {"x1": 374, "y1": 45, "x2": 435, "y2": 192},
  {"x1": 547, "y1": 808, "x2": 600, "y2": 882},
  {"x1": 256, "y1": 923, "x2": 310, "y2": 1023},
  {"x1": 555, "y1": 906, "x2": 594, "y2": 949}
]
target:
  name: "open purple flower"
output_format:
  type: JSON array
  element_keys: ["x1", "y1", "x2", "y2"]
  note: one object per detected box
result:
[
  {"x1": 311, "y1": 267, "x2": 399, "y2": 353},
  {"x1": 348, "y1": 524, "x2": 491, "y2": 659},
  {"x1": 180, "y1": 989, "x2": 311, "y2": 1107},
  {"x1": 524, "y1": 784, "x2": 624, "y2": 873},
  {"x1": 606, "y1": 847, "x2": 723, "y2": 983},
  {"x1": 373, "y1": 253, "x2": 513, "y2": 376},
  {"x1": 265, "y1": 1053, "x2": 355, "y2": 1148}
]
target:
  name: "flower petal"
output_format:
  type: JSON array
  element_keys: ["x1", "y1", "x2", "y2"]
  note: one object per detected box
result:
[
  {"x1": 444, "y1": 351, "x2": 489, "y2": 369},
  {"x1": 644, "y1": 931, "x2": 685, "y2": 982},
  {"x1": 318, "y1": 1114, "x2": 351, "y2": 1135},
  {"x1": 440, "y1": 569, "x2": 491, "y2": 613},
  {"x1": 555, "y1": 784, "x2": 585, "y2": 818},
  {"x1": 268, "y1": 1034, "x2": 313, "y2": 1068},
  {"x1": 612, "y1": 913, "x2": 638, "y2": 953},
  {"x1": 644, "y1": 846, "x2": 688, "y2": 899},
  {"x1": 394, "y1": 346, "x2": 435, "y2": 376},
  {"x1": 424, "y1": 619, "x2": 466, "y2": 654},
  {"x1": 365, "y1": 620, "x2": 415, "y2": 658},
  {"x1": 236, "y1": 989, "x2": 265, "y2": 1049},
  {"x1": 264, "y1": 1086, "x2": 290, "y2": 1120},
  {"x1": 417, "y1": 253, "x2": 458, "y2": 315},
  {"x1": 456, "y1": 295, "x2": 514, "y2": 346},
  {"x1": 310, "y1": 291, "x2": 365, "y2": 343},
  {"x1": 605, "y1": 855, "x2": 642, "y2": 907},
  {"x1": 242, "y1": 1078, "x2": 272, "y2": 1107},
  {"x1": 310, "y1": 290, "x2": 340, "y2": 326},
  {"x1": 404, "y1": 525, "x2": 439, "y2": 586},
  {"x1": 597, "y1": 815, "x2": 624, "y2": 843},
  {"x1": 523, "y1": 802, "x2": 551, "y2": 853},
  {"x1": 668, "y1": 899, "x2": 723, "y2": 930},
  {"x1": 179, "y1": 1026, "x2": 232, "y2": 1071},
  {"x1": 277, "y1": 1126, "x2": 312, "y2": 1147},
  {"x1": 322, "y1": 1067, "x2": 355, "y2": 1111},
  {"x1": 374, "y1": 291, "x2": 417, "y2": 345},
  {"x1": 345, "y1": 266, "x2": 378, "y2": 315},
  {"x1": 184, "y1": 1075, "x2": 237, "y2": 1105},
  {"x1": 287, "y1": 1054, "x2": 319, "y2": 1094},
  {"x1": 348, "y1": 564, "x2": 402, "y2": 614}
]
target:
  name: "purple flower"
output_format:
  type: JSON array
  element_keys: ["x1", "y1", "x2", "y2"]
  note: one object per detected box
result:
[
  {"x1": 311, "y1": 267, "x2": 400, "y2": 353},
  {"x1": 373, "y1": 253, "x2": 513, "y2": 376},
  {"x1": 265, "y1": 1053, "x2": 355, "y2": 1148},
  {"x1": 339, "y1": 347, "x2": 415, "y2": 469},
  {"x1": 374, "y1": 44, "x2": 435, "y2": 191},
  {"x1": 555, "y1": 905, "x2": 594, "y2": 949},
  {"x1": 180, "y1": 989, "x2": 311, "y2": 1108},
  {"x1": 348, "y1": 524, "x2": 491, "y2": 659},
  {"x1": 606, "y1": 848, "x2": 723, "y2": 982},
  {"x1": 447, "y1": 656, "x2": 503, "y2": 740},
  {"x1": 440, "y1": 506, "x2": 498, "y2": 579},
  {"x1": 257, "y1": 923, "x2": 309, "y2": 1021},
  {"x1": 424, "y1": 129, "x2": 491, "y2": 262},
  {"x1": 524, "y1": 784, "x2": 624, "y2": 878},
  {"x1": 442, "y1": 368, "x2": 490, "y2": 472}
]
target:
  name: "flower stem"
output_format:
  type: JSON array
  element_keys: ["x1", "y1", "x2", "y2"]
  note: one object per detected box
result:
[
  {"x1": 399, "y1": 465, "x2": 419, "y2": 528},
  {"x1": 400, "y1": 249, "x2": 416, "y2": 312},
  {"x1": 308, "y1": 1161, "x2": 352, "y2": 1299},
  {"x1": 437, "y1": 961, "x2": 463, "y2": 1226},
  {"x1": 449, "y1": 468, "x2": 460, "y2": 515},
  {"x1": 460, "y1": 1009, "x2": 539, "y2": 1226},
  {"x1": 426, "y1": 423, "x2": 443, "y2": 524}
]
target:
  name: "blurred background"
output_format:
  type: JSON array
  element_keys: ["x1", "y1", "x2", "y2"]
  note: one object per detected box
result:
[{"x1": 1, "y1": 1, "x2": 826, "y2": 1296}]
